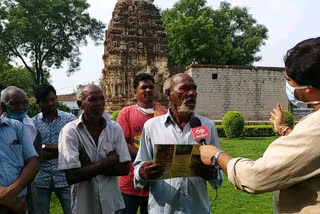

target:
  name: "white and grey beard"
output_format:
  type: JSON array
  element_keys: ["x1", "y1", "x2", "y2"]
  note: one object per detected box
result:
[{"x1": 177, "y1": 98, "x2": 196, "y2": 114}]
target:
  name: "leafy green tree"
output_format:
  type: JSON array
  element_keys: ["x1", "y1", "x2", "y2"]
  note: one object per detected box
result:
[
  {"x1": 162, "y1": 0, "x2": 268, "y2": 67},
  {"x1": 0, "y1": 66, "x2": 35, "y2": 96},
  {"x1": 0, "y1": 0, "x2": 105, "y2": 85}
]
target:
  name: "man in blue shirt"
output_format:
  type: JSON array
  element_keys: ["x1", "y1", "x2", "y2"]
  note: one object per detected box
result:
[
  {"x1": 133, "y1": 73, "x2": 223, "y2": 213},
  {"x1": 1, "y1": 86, "x2": 38, "y2": 214},
  {"x1": 0, "y1": 87, "x2": 39, "y2": 213},
  {"x1": 32, "y1": 85, "x2": 76, "y2": 214}
]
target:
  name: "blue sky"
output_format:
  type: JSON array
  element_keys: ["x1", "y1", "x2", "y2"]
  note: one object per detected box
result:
[{"x1": 51, "y1": 0, "x2": 320, "y2": 94}]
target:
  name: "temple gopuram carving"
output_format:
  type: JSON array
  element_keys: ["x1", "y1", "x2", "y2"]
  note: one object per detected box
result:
[{"x1": 102, "y1": 0, "x2": 170, "y2": 111}]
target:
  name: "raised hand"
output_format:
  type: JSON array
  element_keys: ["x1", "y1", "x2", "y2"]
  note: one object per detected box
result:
[{"x1": 270, "y1": 103, "x2": 285, "y2": 133}]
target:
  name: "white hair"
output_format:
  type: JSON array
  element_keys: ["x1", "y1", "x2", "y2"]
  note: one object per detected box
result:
[
  {"x1": 76, "y1": 84, "x2": 101, "y2": 102},
  {"x1": 1, "y1": 86, "x2": 27, "y2": 105}
]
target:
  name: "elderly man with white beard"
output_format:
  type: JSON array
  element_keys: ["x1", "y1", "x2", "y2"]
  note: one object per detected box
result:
[{"x1": 133, "y1": 73, "x2": 223, "y2": 214}]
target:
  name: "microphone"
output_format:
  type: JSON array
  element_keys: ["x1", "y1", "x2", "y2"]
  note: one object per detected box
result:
[{"x1": 190, "y1": 117, "x2": 210, "y2": 145}]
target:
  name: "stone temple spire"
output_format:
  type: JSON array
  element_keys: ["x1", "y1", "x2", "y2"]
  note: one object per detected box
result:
[
  {"x1": 118, "y1": 0, "x2": 154, "y2": 3},
  {"x1": 102, "y1": 0, "x2": 169, "y2": 111}
]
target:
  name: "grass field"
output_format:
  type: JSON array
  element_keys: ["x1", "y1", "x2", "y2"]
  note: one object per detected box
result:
[{"x1": 50, "y1": 136, "x2": 277, "y2": 214}]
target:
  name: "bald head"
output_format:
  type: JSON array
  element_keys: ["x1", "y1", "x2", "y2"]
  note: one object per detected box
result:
[
  {"x1": 163, "y1": 73, "x2": 194, "y2": 95},
  {"x1": 76, "y1": 84, "x2": 102, "y2": 102},
  {"x1": 76, "y1": 84, "x2": 105, "y2": 118},
  {"x1": 1, "y1": 86, "x2": 28, "y2": 116},
  {"x1": 1, "y1": 86, "x2": 27, "y2": 105}
]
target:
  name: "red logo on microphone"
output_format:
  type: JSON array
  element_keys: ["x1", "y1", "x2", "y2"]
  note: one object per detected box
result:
[{"x1": 191, "y1": 125, "x2": 210, "y2": 141}]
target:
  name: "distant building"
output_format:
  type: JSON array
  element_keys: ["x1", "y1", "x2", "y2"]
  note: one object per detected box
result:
[
  {"x1": 57, "y1": 95, "x2": 80, "y2": 117},
  {"x1": 186, "y1": 64, "x2": 288, "y2": 121}
]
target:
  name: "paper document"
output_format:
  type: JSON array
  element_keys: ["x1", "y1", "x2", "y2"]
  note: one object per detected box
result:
[{"x1": 154, "y1": 144, "x2": 201, "y2": 179}]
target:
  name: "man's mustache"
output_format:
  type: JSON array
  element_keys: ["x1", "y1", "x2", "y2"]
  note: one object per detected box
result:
[{"x1": 184, "y1": 98, "x2": 196, "y2": 103}]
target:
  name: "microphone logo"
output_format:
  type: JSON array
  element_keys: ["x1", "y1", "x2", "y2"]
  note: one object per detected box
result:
[
  {"x1": 195, "y1": 127, "x2": 205, "y2": 135},
  {"x1": 191, "y1": 125, "x2": 210, "y2": 141}
]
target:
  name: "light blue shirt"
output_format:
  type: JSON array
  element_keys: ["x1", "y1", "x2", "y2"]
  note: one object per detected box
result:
[
  {"x1": 0, "y1": 117, "x2": 38, "y2": 196},
  {"x1": 33, "y1": 110, "x2": 76, "y2": 188},
  {"x1": 133, "y1": 110, "x2": 223, "y2": 214}
]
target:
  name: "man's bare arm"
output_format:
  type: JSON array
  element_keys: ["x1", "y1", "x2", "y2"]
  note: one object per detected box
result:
[
  {"x1": 102, "y1": 161, "x2": 130, "y2": 176},
  {"x1": 65, "y1": 153, "x2": 118, "y2": 185},
  {"x1": 9, "y1": 157, "x2": 39, "y2": 195},
  {"x1": 38, "y1": 150, "x2": 58, "y2": 161},
  {"x1": 0, "y1": 157, "x2": 39, "y2": 212},
  {"x1": 125, "y1": 137, "x2": 138, "y2": 160}
]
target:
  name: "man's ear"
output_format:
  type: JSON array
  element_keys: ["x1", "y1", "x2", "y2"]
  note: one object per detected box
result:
[
  {"x1": 165, "y1": 89, "x2": 170, "y2": 98},
  {"x1": 77, "y1": 101, "x2": 82, "y2": 109},
  {"x1": 133, "y1": 89, "x2": 137, "y2": 96}
]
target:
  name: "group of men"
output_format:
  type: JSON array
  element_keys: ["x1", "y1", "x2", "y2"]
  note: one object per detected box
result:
[
  {"x1": 0, "y1": 72, "x2": 222, "y2": 214},
  {"x1": 1, "y1": 37, "x2": 320, "y2": 214}
]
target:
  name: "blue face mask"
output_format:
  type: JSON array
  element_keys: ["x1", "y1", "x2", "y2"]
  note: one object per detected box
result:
[
  {"x1": 6, "y1": 109, "x2": 28, "y2": 121},
  {"x1": 286, "y1": 81, "x2": 320, "y2": 108}
]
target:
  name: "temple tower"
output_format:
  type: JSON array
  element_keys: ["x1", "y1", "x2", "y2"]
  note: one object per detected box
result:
[{"x1": 102, "y1": 0, "x2": 170, "y2": 111}]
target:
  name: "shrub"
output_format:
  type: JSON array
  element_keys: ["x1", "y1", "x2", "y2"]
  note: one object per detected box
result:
[
  {"x1": 216, "y1": 125, "x2": 226, "y2": 137},
  {"x1": 284, "y1": 110, "x2": 294, "y2": 128},
  {"x1": 57, "y1": 102, "x2": 71, "y2": 113},
  {"x1": 28, "y1": 100, "x2": 40, "y2": 118},
  {"x1": 222, "y1": 111, "x2": 245, "y2": 138},
  {"x1": 216, "y1": 124, "x2": 275, "y2": 137},
  {"x1": 243, "y1": 125, "x2": 275, "y2": 137},
  {"x1": 28, "y1": 101, "x2": 71, "y2": 118},
  {"x1": 271, "y1": 110, "x2": 295, "y2": 134},
  {"x1": 110, "y1": 110, "x2": 120, "y2": 121}
]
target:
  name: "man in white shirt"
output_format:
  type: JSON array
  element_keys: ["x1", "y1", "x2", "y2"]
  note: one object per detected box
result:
[{"x1": 58, "y1": 84, "x2": 131, "y2": 214}]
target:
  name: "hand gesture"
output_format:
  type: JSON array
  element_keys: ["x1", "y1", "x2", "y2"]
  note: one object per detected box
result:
[
  {"x1": 270, "y1": 103, "x2": 285, "y2": 133},
  {"x1": 139, "y1": 161, "x2": 165, "y2": 180}
]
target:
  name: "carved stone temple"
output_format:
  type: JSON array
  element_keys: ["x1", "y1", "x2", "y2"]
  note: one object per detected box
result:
[{"x1": 102, "y1": 0, "x2": 170, "y2": 112}]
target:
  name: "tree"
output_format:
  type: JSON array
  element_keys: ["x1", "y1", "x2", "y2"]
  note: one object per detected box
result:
[
  {"x1": 0, "y1": 0, "x2": 105, "y2": 85},
  {"x1": 0, "y1": 65, "x2": 35, "y2": 96},
  {"x1": 162, "y1": 0, "x2": 268, "y2": 67}
]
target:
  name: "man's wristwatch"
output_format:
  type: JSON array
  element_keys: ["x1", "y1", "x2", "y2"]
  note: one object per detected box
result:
[{"x1": 211, "y1": 150, "x2": 224, "y2": 167}]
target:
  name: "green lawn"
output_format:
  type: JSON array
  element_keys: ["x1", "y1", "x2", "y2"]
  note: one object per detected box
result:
[
  {"x1": 210, "y1": 136, "x2": 277, "y2": 214},
  {"x1": 50, "y1": 136, "x2": 277, "y2": 214}
]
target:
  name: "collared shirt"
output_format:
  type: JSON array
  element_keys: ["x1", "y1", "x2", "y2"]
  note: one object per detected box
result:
[
  {"x1": 117, "y1": 104, "x2": 167, "y2": 197},
  {"x1": 2, "y1": 113, "x2": 37, "y2": 143},
  {"x1": 0, "y1": 117, "x2": 38, "y2": 197},
  {"x1": 133, "y1": 110, "x2": 223, "y2": 214},
  {"x1": 33, "y1": 110, "x2": 76, "y2": 188},
  {"x1": 58, "y1": 113, "x2": 131, "y2": 214},
  {"x1": 227, "y1": 109, "x2": 320, "y2": 214}
]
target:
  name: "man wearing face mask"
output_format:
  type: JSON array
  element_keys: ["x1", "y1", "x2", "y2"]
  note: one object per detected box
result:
[
  {"x1": 0, "y1": 86, "x2": 39, "y2": 214},
  {"x1": 199, "y1": 37, "x2": 320, "y2": 214},
  {"x1": 0, "y1": 86, "x2": 38, "y2": 214},
  {"x1": 1, "y1": 86, "x2": 37, "y2": 143}
]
